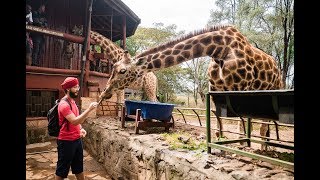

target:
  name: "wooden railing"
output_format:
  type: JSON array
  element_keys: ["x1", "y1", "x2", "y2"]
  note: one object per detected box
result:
[{"x1": 172, "y1": 106, "x2": 294, "y2": 144}]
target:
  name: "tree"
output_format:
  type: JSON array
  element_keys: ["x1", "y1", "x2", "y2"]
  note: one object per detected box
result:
[
  {"x1": 183, "y1": 57, "x2": 210, "y2": 105},
  {"x1": 126, "y1": 23, "x2": 185, "y2": 55},
  {"x1": 155, "y1": 66, "x2": 187, "y2": 102},
  {"x1": 207, "y1": 0, "x2": 294, "y2": 88},
  {"x1": 125, "y1": 23, "x2": 186, "y2": 102},
  {"x1": 276, "y1": 0, "x2": 294, "y2": 88}
]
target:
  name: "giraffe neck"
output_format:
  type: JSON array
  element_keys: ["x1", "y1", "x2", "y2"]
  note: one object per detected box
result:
[
  {"x1": 134, "y1": 25, "x2": 239, "y2": 72},
  {"x1": 90, "y1": 31, "x2": 126, "y2": 62}
]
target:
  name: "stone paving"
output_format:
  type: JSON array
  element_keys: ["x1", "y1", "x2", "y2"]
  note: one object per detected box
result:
[{"x1": 26, "y1": 140, "x2": 112, "y2": 180}]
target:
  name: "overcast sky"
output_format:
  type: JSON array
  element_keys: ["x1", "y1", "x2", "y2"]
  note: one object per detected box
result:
[{"x1": 122, "y1": 0, "x2": 216, "y2": 33}]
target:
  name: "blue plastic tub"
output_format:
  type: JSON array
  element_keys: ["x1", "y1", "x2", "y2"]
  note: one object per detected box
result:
[{"x1": 125, "y1": 100, "x2": 175, "y2": 121}]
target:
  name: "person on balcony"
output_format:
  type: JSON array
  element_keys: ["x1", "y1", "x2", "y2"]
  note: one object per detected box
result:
[
  {"x1": 31, "y1": 4, "x2": 48, "y2": 66},
  {"x1": 26, "y1": 4, "x2": 33, "y2": 25}
]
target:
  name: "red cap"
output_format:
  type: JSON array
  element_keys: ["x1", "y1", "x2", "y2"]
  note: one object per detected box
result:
[{"x1": 61, "y1": 77, "x2": 79, "y2": 89}]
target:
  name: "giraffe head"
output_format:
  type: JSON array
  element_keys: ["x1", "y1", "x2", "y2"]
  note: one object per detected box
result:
[{"x1": 99, "y1": 51, "x2": 145, "y2": 100}]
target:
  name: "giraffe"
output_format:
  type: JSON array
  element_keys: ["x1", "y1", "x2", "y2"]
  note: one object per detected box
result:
[
  {"x1": 90, "y1": 31, "x2": 158, "y2": 102},
  {"x1": 64, "y1": 25, "x2": 84, "y2": 69},
  {"x1": 98, "y1": 25, "x2": 283, "y2": 150}
]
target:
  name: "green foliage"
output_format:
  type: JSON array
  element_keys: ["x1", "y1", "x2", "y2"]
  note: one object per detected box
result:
[
  {"x1": 168, "y1": 98, "x2": 186, "y2": 106},
  {"x1": 207, "y1": 0, "x2": 294, "y2": 88},
  {"x1": 125, "y1": 23, "x2": 187, "y2": 103},
  {"x1": 126, "y1": 23, "x2": 184, "y2": 56},
  {"x1": 278, "y1": 152, "x2": 294, "y2": 163},
  {"x1": 90, "y1": 44, "x2": 102, "y2": 53},
  {"x1": 182, "y1": 57, "x2": 210, "y2": 105},
  {"x1": 161, "y1": 132, "x2": 207, "y2": 151}
]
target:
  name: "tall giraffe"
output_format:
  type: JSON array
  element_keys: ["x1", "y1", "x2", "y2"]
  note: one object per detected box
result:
[
  {"x1": 90, "y1": 31, "x2": 158, "y2": 102},
  {"x1": 98, "y1": 25, "x2": 283, "y2": 149}
]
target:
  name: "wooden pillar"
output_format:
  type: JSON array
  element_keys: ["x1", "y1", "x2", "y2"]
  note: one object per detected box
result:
[
  {"x1": 122, "y1": 15, "x2": 126, "y2": 49},
  {"x1": 110, "y1": 9, "x2": 113, "y2": 41},
  {"x1": 80, "y1": 0, "x2": 93, "y2": 97}
]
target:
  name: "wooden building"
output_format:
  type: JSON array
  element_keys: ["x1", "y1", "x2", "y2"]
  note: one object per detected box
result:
[{"x1": 26, "y1": 0, "x2": 140, "y2": 118}]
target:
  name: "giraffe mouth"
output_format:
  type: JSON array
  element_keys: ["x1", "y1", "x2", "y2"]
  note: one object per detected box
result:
[
  {"x1": 99, "y1": 86, "x2": 113, "y2": 101},
  {"x1": 99, "y1": 91, "x2": 113, "y2": 100},
  {"x1": 103, "y1": 93, "x2": 113, "y2": 99}
]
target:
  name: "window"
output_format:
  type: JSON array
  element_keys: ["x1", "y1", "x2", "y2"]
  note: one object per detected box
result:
[{"x1": 26, "y1": 90, "x2": 58, "y2": 117}]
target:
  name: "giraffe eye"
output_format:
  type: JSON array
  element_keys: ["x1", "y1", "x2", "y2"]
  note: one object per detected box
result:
[{"x1": 119, "y1": 68, "x2": 126, "y2": 74}]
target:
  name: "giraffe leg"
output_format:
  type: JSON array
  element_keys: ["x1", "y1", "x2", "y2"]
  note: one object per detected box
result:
[
  {"x1": 116, "y1": 90, "x2": 124, "y2": 104},
  {"x1": 215, "y1": 116, "x2": 224, "y2": 138},
  {"x1": 143, "y1": 72, "x2": 158, "y2": 102},
  {"x1": 260, "y1": 121, "x2": 270, "y2": 151},
  {"x1": 116, "y1": 90, "x2": 124, "y2": 117}
]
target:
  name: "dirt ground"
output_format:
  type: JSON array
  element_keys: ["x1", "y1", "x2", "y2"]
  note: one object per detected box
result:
[
  {"x1": 119, "y1": 113, "x2": 294, "y2": 163},
  {"x1": 170, "y1": 116, "x2": 294, "y2": 162},
  {"x1": 26, "y1": 140, "x2": 112, "y2": 180}
]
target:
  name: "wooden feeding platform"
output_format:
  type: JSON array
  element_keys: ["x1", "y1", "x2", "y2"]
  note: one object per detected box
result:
[
  {"x1": 206, "y1": 89, "x2": 294, "y2": 169},
  {"x1": 121, "y1": 100, "x2": 175, "y2": 134}
]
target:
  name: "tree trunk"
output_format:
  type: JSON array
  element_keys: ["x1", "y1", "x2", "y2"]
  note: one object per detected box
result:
[{"x1": 198, "y1": 91, "x2": 205, "y2": 104}]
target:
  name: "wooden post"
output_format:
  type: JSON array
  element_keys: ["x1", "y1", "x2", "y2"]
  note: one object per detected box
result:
[
  {"x1": 80, "y1": 0, "x2": 93, "y2": 97},
  {"x1": 122, "y1": 15, "x2": 126, "y2": 49},
  {"x1": 247, "y1": 118, "x2": 252, "y2": 147},
  {"x1": 121, "y1": 106, "x2": 126, "y2": 128},
  {"x1": 206, "y1": 93, "x2": 211, "y2": 153},
  {"x1": 135, "y1": 109, "x2": 141, "y2": 134}
]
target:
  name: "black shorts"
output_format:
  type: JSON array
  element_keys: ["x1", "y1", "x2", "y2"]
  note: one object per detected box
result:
[{"x1": 55, "y1": 138, "x2": 83, "y2": 178}]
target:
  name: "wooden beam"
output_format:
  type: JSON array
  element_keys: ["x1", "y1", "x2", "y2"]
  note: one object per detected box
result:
[
  {"x1": 26, "y1": 25, "x2": 96, "y2": 44},
  {"x1": 122, "y1": 15, "x2": 126, "y2": 49},
  {"x1": 91, "y1": 28, "x2": 121, "y2": 32}
]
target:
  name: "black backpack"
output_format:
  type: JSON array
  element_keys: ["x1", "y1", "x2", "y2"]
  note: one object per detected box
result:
[{"x1": 47, "y1": 98, "x2": 72, "y2": 137}]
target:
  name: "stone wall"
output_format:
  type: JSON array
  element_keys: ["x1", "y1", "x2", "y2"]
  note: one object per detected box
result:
[
  {"x1": 82, "y1": 117, "x2": 236, "y2": 180},
  {"x1": 82, "y1": 117, "x2": 294, "y2": 180}
]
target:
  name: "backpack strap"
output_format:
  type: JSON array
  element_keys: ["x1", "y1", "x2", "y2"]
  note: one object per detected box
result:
[{"x1": 60, "y1": 97, "x2": 72, "y2": 131}]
